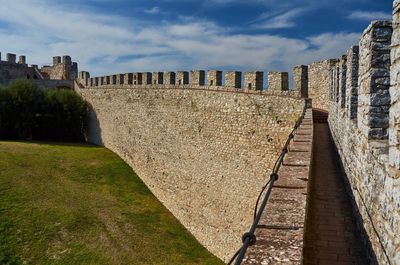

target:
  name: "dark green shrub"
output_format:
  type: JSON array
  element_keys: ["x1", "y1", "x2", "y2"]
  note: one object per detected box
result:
[
  {"x1": 9, "y1": 80, "x2": 44, "y2": 139},
  {"x1": 0, "y1": 87, "x2": 14, "y2": 138},
  {"x1": 0, "y1": 80, "x2": 87, "y2": 141},
  {"x1": 42, "y1": 89, "x2": 87, "y2": 141}
]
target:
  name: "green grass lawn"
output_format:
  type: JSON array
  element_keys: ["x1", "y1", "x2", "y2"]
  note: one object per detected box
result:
[{"x1": 0, "y1": 141, "x2": 223, "y2": 265}]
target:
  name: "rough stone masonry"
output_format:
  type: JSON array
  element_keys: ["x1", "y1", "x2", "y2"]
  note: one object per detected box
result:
[
  {"x1": 77, "y1": 84, "x2": 304, "y2": 261},
  {"x1": 74, "y1": 2, "x2": 400, "y2": 264}
]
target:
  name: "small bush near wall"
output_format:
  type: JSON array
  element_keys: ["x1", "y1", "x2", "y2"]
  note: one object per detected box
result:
[{"x1": 0, "y1": 80, "x2": 87, "y2": 141}]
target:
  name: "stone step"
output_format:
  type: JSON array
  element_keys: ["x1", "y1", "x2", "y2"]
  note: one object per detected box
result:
[
  {"x1": 283, "y1": 152, "x2": 311, "y2": 166},
  {"x1": 295, "y1": 130, "x2": 312, "y2": 136},
  {"x1": 242, "y1": 228, "x2": 304, "y2": 265},
  {"x1": 258, "y1": 187, "x2": 307, "y2": 227},
  {"x1": 294, "y1": 135, "x2": 312, "y2": 142},
  {"x1": 289, "y1": 141, "x2": 311, "y2": 152},
  {"x1": 273, "y1": 165, "x2": 309, "y2": 188}
]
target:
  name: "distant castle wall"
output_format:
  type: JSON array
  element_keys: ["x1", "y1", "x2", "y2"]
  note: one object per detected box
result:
[
  {"x1": 40, "y1": 55, "x2": 78, "y2": 81},
  {"x1": 0, "y1": 52, "x2": 42, "y2": 80},
  {"x1": 0, "y1": 52, "x2": 77, "y2": 88}
]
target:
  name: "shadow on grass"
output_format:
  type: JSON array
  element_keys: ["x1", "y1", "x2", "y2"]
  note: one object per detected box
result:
[{"x1": 0, "y1": 139, "x2": 102, "y2": 148}]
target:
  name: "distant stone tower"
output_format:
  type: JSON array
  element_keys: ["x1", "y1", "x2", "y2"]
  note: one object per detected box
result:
[{"x1": 39, "y1": 55, "x2": 78, "y2": 80}]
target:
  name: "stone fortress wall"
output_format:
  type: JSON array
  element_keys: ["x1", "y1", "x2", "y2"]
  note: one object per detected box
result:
[
  {"x1": 0, "y1": 52, "x2": 43, "y2": 80},
  {"x1": 0, "y1": 52, "x2": 76, "y2": 88},
  {"x1": 76, "y1": 65, "x2": 317, "y2": 261},
  {"x1": 74, "y1": 2, "x2": 398, "y2": 263},
  {"x1": 76, "y1": 9, "x2": 400, "y2": 262},
  {"x1": 305, "y1": 7, "x2": 400, "y2": 264},
  {"x1": 78, "y1": 68, "x2": 308, "y2": 99},
  {"x1": 76, "y1": 85, "x2": 306, "y2": 261}
]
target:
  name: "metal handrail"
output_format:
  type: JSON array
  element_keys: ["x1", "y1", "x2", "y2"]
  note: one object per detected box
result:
[{"x1": 228, "y1": 106, "x2": 308, "y2": 265}]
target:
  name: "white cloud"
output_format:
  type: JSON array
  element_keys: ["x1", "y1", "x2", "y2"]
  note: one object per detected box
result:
[
  {"x1": 253, "y1": 8, "x2": 307, "y2": 29},
  {"x1": 0, "y1": 0, "x2": 360, "y2": 77},
  {"x1": 347, "y1": 10, "x2": 392, "y2": 21},
  {"x1": 144, "y1": 6, "x2": 161, "y2": 14}
]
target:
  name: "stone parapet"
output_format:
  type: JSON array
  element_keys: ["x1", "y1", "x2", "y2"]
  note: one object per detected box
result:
[{"x1": 268, "y1": 71, "x2": 289, "y2": 91}]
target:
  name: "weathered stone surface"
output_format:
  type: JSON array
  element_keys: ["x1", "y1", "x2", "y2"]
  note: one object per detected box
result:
[
  {"x1": 293, "y1": 65, "x2": 308, "y2": 98},
  {"x1": 163, "y1": 71, "x2": 176, "y2": 85},
  {"x1": 242, "y1": 108, "x2": 312, "y2": 265},
  {"x1": 142, "y1": 72, "x2": 152, "y2": 85},
  {"x1": 77, "y1": 86, "x2": 305, "y2": 262},
  {"x1": 190, "y1": 70, "x2": 205, "y2": 86},
  {"x1": 18, "y1": 55, "x2": 26, "y2": 65},
  {"x1": 390, "y1": 0, "x2": 400, "y2": 170},
  {"x1": 339, "y1": 55, "x2": 347, "y2": 108},
  {"x1": 225, "y1": 71, "x2": 241, "y2": 88},
  {"x1": 123, "y1": 73, "x2": 132, "y2": 85},
  {"x1": 116, "y1": 74, "x2": 124, "y2": 85},
  {"x1": 325, "y1": 18, "x2": 398, "y2": 265},
  {"x1": 207, "y1": 70, "x2": 222, "y2": 86},
  {"x1": 6, "y1": 53, "x2": 16, "y2": 63},
  {"x1": 152, "y1": 72, "x2": 163, "y2": 85},
  {"x1": 346, "y1": 46, "x2": 360, "y2": 120},
  {"x1": 132, "y1": 73, "x2": 142, "y2": 85},
  {"x1": 244, "y1": 71, "x2": 263, "y2": 91},
  {"x1": 78, "y1": 71, "x2": 90, "y2": 86},
  {"x1": 268, "y1": 72, "x2": 289, "y2": 92},
  {"x1": 177, "y1": 71, "x2": 189, "y2": 85},
  {"x1": 308, "y1": 59, "x2": 337, "y2": 111},
  {"x1": 358, "y1": 20, "x2": 392, "y2": 140},
  {"x1": 111, "y1": 74, "x2": 117, "y2": 85},
  {"x1": 40, "y1": 55, "x2": 77, "y2": 80}
]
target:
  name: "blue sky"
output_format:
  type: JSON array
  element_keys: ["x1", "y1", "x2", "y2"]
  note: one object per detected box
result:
[{"x1": 0, "y1": 0, "x2": 393, "y2": 76}]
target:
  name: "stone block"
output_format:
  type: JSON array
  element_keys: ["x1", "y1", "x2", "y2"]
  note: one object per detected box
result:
[
  {"x1": 339, "y1": 55, "x2": 347, "y2": 108},
  {"x1": 18, "y1": 55, "x2": 26, "y2": 65},
  {"x1": 207, "y1": 70, "x2": 222, "y2": 86},
  {"x1": 164, "y1": 72, "x2": 176, "y2": 85},
  {"x1": 244, "y1": 71, "x2": 263, "y2": 90},
  {"x1": 268, "y1": 72, "x2": 288, "y2": 91},
  {"x1": 62, "y1": 55, "x2": 72, "y2": 66},
  {"x1": 225, "y1": 71, "x2": 241, "y2": 88},
  {"x1": 358, "y1": 20, "x2": 392, "y2": 140},
  {"x1": 124, "y1": 73, "x2": 133, "y2": 85},
  {"x1": 142, "y1": 72, "x2": 152, "y2": 85},
  {"x1": 133, "y1": 73, "x2": 143, "y2": 85},
  {"x1": 6, "y1": 53, "x2": 16, "y2": 63},
  {"x1": 152, "y1": 72, "x2": 163, "y2": 85},
  {"x1": 346, "y1": 46, "x2": 359, "y2": 119},
  {"x1": 177, "y1": 71, "x2": 189, "y2": 85},
  {"x1": 53, "y1": 56, "x2": 61, "y2": 65},
  {"x1": 190, "y1": 70, "x2": 205, "y2": 86},
  {"x1": 116, "y1": 74, "x2": 124, "y2": 85},
  {"x1": 293, "y1": 65, "x2": 308, "y2": 98}
]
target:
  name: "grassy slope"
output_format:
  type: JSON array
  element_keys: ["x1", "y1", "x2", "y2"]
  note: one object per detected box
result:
[{"x1": 0, "y1": 141, "x2": 223, "y2": 265}]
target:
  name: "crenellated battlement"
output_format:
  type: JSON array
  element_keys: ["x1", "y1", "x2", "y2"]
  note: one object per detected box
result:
[
  {"x1": 0, "y1": 52, "x2": 35, "y2": 67},
  {"x1": 305, "y1": 16, "x2": 399, "y2": 265},
  {"x1": 0, "y1": 52, "x2": 77, "y2": 88},
  {"x1": 78, "y1": 68, "x2": 308, "y2": 98}
]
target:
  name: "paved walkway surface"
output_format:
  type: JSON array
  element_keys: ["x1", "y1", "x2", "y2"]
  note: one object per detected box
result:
[
  {"x1": 242, "y1": 109, "x2": 314, "y2": 265},
  {"x1": 303, "y1": 117, "x2": 368, "y2": 265}
]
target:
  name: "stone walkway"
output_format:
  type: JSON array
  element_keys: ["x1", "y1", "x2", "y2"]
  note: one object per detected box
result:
[
  {"x1": 242, "y1": 109, "x2": 313, "y2": 264},
  {"x1": 303, "y1": 114, "x2": 368, "y2": 265}
]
